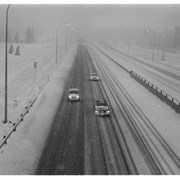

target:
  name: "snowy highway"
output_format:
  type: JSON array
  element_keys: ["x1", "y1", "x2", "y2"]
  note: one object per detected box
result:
[
  {"x1": 35, "y1": 44, "x2": 131, "y2": 175},
  {"x1": 0, "y1": 41, "x2": 180, "y2": 175},
  {"x1": 89, "y1": 42, "x2": 180, "y2": 174},
  {"x1": 34, "y1": 42, "x2": 180, "y2": 174},
  {"x1": 1, "y1": 3, "x2": 180, "y2": 176},
  {"x1": 0, "y1": 39, "x2": 180, "y2": 175}
]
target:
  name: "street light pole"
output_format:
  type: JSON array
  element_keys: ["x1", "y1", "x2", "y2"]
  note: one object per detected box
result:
[
  {"x1": 55, "y1": 23, "x2": 68, "y2": 64},
  {"x1": 66, "y1": 27, "x2": 75, "y2": 50},
  {"x1": 128, "y1": 34, "x2": 131, "y2": 52},
  {"x1": 55, "y1": 26, "x2": 59, "y2": 64},
  {"x1": 65, "y1": 27, "x2": 68, "y2": 53},
  {"x1": 3, "y1": 4, "x2": 10, "y2": 123},
  {"x1": 152, "y1": 35, "x2": 155, "y2": 61},
  {"x1": 146, "y1": 29, "x2": 156, "y2": 61},
  {"x1": 151, "y1": 32, "x2": 156, "y2": 61}
]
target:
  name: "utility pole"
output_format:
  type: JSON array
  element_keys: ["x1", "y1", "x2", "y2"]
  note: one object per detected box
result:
[{"x1": 3, "y1": 4, "x2": 10, "y2": 123}]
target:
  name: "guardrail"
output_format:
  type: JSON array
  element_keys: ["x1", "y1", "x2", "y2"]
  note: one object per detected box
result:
[
  {"x1": 0, "y1": 95, "x2": 39, "y2": 149},
  {"x1": 129, "y1": 71, "x2": 180, "y2": 113}
]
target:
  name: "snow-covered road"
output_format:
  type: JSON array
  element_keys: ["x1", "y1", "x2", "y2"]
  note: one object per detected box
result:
[
  {"x1": 0, "y1": 40, "x2": 180, "y2": 174},
  {"x1": 89, "y1": 42, "x2": 180, "y2": 174}
]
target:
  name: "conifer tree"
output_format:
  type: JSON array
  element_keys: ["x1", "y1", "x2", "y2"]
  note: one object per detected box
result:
[
  {"x1": 15, "y1": 46, "x2": 20, "y2": 55},
  {"x1": 9, "y1": 44, "x2": 14, "y2": 54}
]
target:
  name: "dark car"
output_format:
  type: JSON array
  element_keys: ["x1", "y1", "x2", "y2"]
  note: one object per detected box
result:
[
  {"x1": 90, "y1": 73, "x2": 100, "y2": 81},
  {"x1": 94, "y1": 99, "x2": 110, "y2": 116}
]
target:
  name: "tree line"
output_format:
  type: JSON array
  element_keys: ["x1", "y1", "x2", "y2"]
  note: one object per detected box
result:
[{"x1": 0, "y1": 26, "x2": 36, "y2": 43}]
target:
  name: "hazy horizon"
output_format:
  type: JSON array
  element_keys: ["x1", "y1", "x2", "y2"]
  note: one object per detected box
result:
[{"x1": 0, "y1": 4, "x2": 180, "y2": 41}]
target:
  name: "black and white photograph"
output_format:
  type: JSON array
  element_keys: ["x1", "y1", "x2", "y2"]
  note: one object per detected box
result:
[{"x1": 0, "y1": 0, "x2": 180, "y2": 176}]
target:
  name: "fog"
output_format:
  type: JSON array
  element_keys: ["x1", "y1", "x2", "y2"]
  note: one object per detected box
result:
[{"x1": 0, "y1": 4, "x2": 180, "y2": 41}]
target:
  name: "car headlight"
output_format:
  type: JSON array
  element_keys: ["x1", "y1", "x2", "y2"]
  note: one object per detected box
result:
[
  {"x1": 107, "y1": 110, "x2": 110, "y2": 113},
  {"x1": 95, "y1": 110, "x2": 98, "y2": 113}
]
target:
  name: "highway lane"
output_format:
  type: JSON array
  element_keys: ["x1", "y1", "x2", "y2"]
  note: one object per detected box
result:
[
  {"x1": 81, "y1": 46, "x2": 107, "y2": 174},
  {"x1": 35, "y1": 45, "x2": 85, "y2": 175},
  {"x1": 35, "y1": 44, "x2": 107, "y2": 175},
  {"x1": 85, "y1": 46, "x2": 131, "y2": 174},
  {"x1": 35, "y1": 43, "x2": 139, "y2": 175}
]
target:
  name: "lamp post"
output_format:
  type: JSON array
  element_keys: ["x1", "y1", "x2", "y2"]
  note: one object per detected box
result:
[
  {"x1": 127, "y1": 33, "x2": 131, "y2": 52},
  {"x1": 55, "y1": 22, "x2": 69, "y2": 64},
  {"x1": 65, "y1": 25, "x2": 73, "y2": 53},
  {"x1": 3, "y1": 4, "x2": 10, "y2": 123},
  {"x1": 66, "y1": 27, "x2": 76, "y2": 50},
  {"x1": 145, "y1": 29, "x2": 149, "y2": 50},
  {"x1": 161, "y1": 34, "x2": 166, "y2": 61},
  {"x1": 152, "y1": 32, "x2": 155, "y2": 61},
  {"x1": 145, "y1": 29, "x2": 156, "y2": 61}
]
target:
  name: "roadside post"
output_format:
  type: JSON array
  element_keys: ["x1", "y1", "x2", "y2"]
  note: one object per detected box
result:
[{"x1": 34, "y1": 61, "x2": 37, "y2": 80}]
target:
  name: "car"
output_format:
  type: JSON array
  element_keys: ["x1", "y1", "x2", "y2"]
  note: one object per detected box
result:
[
  {"x1": 94, "y1": 99, "x2": 110, "y2": 116},
  {"x1": 90, "y1": 73, "x2": 100, "y2": 81},
  {"x1": 68, "y1": 88, "x2": 80, "y2": 102}
]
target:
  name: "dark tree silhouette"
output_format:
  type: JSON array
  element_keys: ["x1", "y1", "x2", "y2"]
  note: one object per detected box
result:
[
  {"x1": 173, "y1": 26, "x2": 180, "y2": 49},
  {"x1": 25, "y1": 26, "x2": 31, "y2": 43},
  {"x1": 8, "y1": 31, "x2": 12, "y2": 42},
  {"x1": 15, "y1": 46, "x2": 20, "y2": 55},
  {"x1": 25, "y1": 27, "x2": 36, "y2": 43},
  {"x1": 9, "y1": 44, "x2": 14, "y2": 54},
  {"x1": 14, "y1": 31, "x2": 20, "y2": 43},
  {"x1": 31, "y1": 29, "x2": 36, "y2": 43}
]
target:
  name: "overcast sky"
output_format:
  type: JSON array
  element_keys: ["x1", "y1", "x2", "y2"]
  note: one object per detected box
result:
[{"x1": 0, "y1": 4, "x2": 180, "y2": 40}]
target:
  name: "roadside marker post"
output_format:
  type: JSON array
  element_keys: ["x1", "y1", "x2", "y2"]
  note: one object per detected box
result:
[{"x1": 34, "y1": 61, "x2": 37, "y2": 80}]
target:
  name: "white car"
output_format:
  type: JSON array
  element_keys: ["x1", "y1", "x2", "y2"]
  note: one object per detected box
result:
[
  {"x1": 90, "y1": 73, "x2": 100, "y2": 81},
  {"x1": 68, "y1": 88, "x2": 80, "y2": 102}
]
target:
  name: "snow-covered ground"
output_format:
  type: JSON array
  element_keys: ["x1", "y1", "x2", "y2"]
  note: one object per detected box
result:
[
  {"x1": 0, "y1": 42, "x2": 64, "y2": 138},
  {"x1": 0, "y1": 43, "x2": 77, "y2": 174},
  {"x1": 89, "y1": 42, "x2": 180, "y2": 174},
  {"x1": 112, "y1": 41, "x2": 180, "y2": 70}
]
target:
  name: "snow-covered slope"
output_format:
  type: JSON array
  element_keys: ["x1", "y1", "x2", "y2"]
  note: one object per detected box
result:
[{"x1": 0, "y1": 42, "x2": 63, "y2": 137}]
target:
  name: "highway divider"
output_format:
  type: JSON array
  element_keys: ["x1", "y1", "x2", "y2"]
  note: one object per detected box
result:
[
  {"x1": 129, "y1": 71, "x2": 180, "y2": 113},
  {"x1": 0, "y1": 95, "x2": 39, "y2": 149}
]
